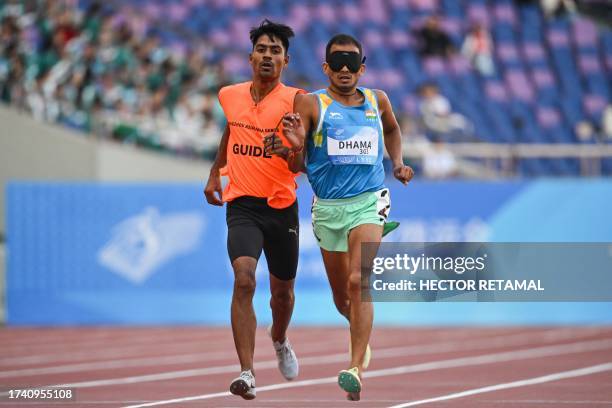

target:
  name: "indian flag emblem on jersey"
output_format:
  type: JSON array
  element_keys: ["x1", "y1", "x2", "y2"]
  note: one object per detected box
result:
[{"x1": 365, "y1": 109, "x2": 377, "y2": 120}]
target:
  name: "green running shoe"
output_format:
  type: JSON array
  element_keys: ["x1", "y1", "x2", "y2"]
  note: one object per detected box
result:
[
  {"x1": 382, "y1": 221, "x2": 400, "y2": 237},
  {"x1": 338, "y1": 367, "x2": 362, "y2": 393}
]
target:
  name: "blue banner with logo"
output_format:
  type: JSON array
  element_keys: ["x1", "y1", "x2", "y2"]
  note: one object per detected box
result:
[{"x1": 5, "y1": 179, "x2": 612, "y2": 325}]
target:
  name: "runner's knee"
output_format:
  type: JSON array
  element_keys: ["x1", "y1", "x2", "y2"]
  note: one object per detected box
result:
[
  {"x1": 234, "y1": 275, "x2": 256, "y2": 296},
  {"x1": 348, "y1": 272, "x2": 363, "y2": 295},
  {"x1": 233, "y1": 261, "x2": 256, "y2": 296},
  {"x1": 271, "y1": 287, "x2": 294, "y2": 308}
]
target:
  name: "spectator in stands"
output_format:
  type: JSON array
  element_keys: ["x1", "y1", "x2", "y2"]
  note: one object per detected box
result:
[
  {"x1": 1, "y1": 15, "x2": 20, "y2": 56},
  {"x1": 0, "y1": 16, "x2": 25, "y2": 105},
  {"x1": 603, "y1": 105, "x2": 612, "y2": 141},
  {"x1": 422, "y1": 137, "x2": 459, "y2": 179},
  {"x1": 418, "y1": 82, "x2": 473, "y2": 141},
  {"x1": 541, "y1": 0, "x2": 577, "y2": 19},
  {"x1": 416, "y1": 16, "x2": 455, "y2": 58},
  {"x1": 462, "y1": 23, "x2": 495, "y2": 76},
  {"x1": 575, "y1": 120, "x2": 595, "y2": 143},
  {"x1": 514, "y1": 0, "x2": 538, "y2": 6},
  {"x1": 0, "y1": 0, "x2": 227, "y2": 159}
]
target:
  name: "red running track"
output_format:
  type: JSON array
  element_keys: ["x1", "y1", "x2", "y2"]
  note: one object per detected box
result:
[{"x1": 0, "y1": 326, "x2": 611, "y2": 407}]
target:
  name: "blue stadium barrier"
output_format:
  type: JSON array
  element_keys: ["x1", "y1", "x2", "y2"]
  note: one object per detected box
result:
[{"x1": 6, "y1": 179, "x2": 612, "y2": 325}]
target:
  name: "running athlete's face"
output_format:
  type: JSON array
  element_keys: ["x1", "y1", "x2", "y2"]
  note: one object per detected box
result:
[
  {"x1": 249, "y1": 35, "x2": 289, "y2": 80},
  {"x1": 323, "y1": 43, "x2": 365, "y2": 92}
]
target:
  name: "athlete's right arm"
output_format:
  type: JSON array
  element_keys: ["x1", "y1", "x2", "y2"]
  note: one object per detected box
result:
[
  {"x1": 203, "y1": 124, "x2": 229, "y2": 206},
  {"x1": 283, "y1": 93, "x2": 317, "y2": 172}
]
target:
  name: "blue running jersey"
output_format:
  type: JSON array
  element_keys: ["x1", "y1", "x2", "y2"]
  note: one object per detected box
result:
[{"x1": 306, "y1": 87, "x2": 385, "y2": 199}]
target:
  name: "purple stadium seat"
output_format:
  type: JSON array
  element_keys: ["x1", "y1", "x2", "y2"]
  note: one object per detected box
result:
[
  {"x1": 362, "y1": 0, "x2": 388, "y2": 23},
  {"x1": 572, "y1": 18, "x2": 598, "y2": 48},
  {"x1": 485, "y1": 81, "x2": 510, "y2": 103},
  {"x1": 505, "y1": 70, "x2": 535, "y2": 102},
  {"x1": 380, "y1": 69, "x2": 404, "y2": 88},
  {"x1": 467, "y1": 4, "x2": 490, "y2": 27},
  {"x1": 364, "y1": 30, "x2": 384, "y2": 49},
  {"x1": 423, "y1": 57, "x2": 447, "y2": 76},
  {"x1": 144, "y1": 3, "x2": 162, "y2": 20},
  {"x1": 233, "y1": 0, "x2": 261, "y2": 9},
  {"x1": 316, "y1": 42, "x2": 327, "y2": 61},
  {"x1": 341, "y1": 3, "x2": 362, "y2": 24},
  {"x1": 110, "y1": 12, "x2": 126, "y2": 28},
  {"x1": 389, "y1": 30, "x2": 414, "y2": 48},
  {"x1": 290, "y1": 3, "x2": 310, "y2": 19},
  {"x1": 547, "y1": 30, "x2": 570, "y2": 48},
  {"x1": 185, "y1": 0, "x2": 206, "y2": 6},
  {"x1": 361, "y1": 69, "x2": 378, "y2": 88},
  {"x1": 537, "y1": 107, "x2": 561, "y2": 129},
  {"x1": 390, "y1": 0, "x2": 410, "y2": 9},
  {"x1": 288, "y1": 4, "x2": 310, "y2": 33},
  {"x1": 222, "y1": 53, "x2": 249, "y2": 76},
  {"x1": 497, "y1": 43, "x2": 520, "y2": 62},
  {"x1": 210, "y1": 29, "x2": 231, "y2": 48},
  {"x1": 532, "y1": 69, "x2": 555, "y2": 88},
  {"x1": 402, "y1": 95, "x2": 419, "y2": 115},
  {"x1": 449, "y1": 55, "x2": 471, "y2": 76},
  {"x1": 440, "y1": 17, "x2": 463, "y2": 36},
  {"x1": 230, "y1": 18, "x2": 255, "y2": 49},
  {"x1": 409, "y1": 16, "x2": 430, "y2": 31},
  {"x1": 168, "y1": 3, "x2": 189, "y2": 23},
  {"x1": 578, "y1": 54, "x2": 602, "y2": 74},
  {"x1": 583, "y1": 94, "x2": 607, "y2": 116},
  {"x1": 523, "y1": 43, "x2": 546, "y2": 62},
  {"x1": 409, "y1": 0, "x2": 439, "y2": 13},
  {"x1": 213, "y1": 0, "x2": 231, "y2": 7},
  {"x1": 493, "y1": 4, "x2": 517, "y2": 26},
  {"x1": 606, "y1": 55, "x2": 612, "y2": 72},
  {"x1": 316, "y1": 3, "x2": 336, "y2": 25}
]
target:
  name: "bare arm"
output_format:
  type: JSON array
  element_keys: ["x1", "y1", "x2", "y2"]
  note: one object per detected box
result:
[
  {"x1": 264, "y1": 93, "x2": 317, "y2": 173},
  {"x1": 203, "y1": 124, "x2": 229, "y2": 205},
  {"x1": 376, "y1": 90, "x2": 414, "y2": 185},
  {"x1": 285, "y1": 93, "x2": 317, "y2": 173},
  {"x1": 211, "y1": 124, "x2": 230, "y2": 172}
]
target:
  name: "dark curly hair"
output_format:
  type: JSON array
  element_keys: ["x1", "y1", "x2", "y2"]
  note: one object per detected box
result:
[{"x1": 249, "y1": 19, "x2": 295, "y2": 55}]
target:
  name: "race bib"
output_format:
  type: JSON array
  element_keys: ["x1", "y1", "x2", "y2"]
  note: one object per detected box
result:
[{"x1": 327, "y1": 126, "x2": 378, "y2": 165}]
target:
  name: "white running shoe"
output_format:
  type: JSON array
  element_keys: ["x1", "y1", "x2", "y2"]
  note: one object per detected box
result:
[
  {"x1": 229, "y1": 370, "x2": 256, "y2": 400},
  {"x1": 267, "y1": 325, "x2": 299, "y2": 380}
]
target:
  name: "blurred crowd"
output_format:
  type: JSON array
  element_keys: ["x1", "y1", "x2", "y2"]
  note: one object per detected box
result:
[
  {"x1": 0, "y1": 0, "x2": 229, "y2": 159},
  {"x1": 1, "y1": 0, "x2": 610, "y2": 177},
  {"x1": 0, "y1": 0, "x2": 497, "y2": 164}
]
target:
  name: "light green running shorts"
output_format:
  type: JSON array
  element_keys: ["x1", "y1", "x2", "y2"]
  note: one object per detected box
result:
[{"x1": 311, "y1": 188, "x2": 391, "y2": 252}]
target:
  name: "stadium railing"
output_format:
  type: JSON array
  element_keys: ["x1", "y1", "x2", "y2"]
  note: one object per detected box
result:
[{"x1": 404, "y1": 142, "x2": 612, "y2": 177}]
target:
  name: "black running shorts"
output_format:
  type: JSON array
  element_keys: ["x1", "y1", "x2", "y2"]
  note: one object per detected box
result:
[{"x1": 226, "y1": 196, "x2": 299, "y2": 281}]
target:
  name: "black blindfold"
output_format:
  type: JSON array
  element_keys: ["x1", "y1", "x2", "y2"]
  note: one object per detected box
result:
[{"x1": 326, "y1": 51, "x2": 366, "y2": 73}]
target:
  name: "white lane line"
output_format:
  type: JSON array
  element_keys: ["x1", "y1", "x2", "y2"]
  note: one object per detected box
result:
[
  {"x1": 120, "y1": 337, "x2": 612, "y2": 408},
  {"x1": 0, "y1": 327, "x2": 484, "y2": 378},
  {"x1": 387, "y1": 362, "x2": 612, "y2": 408},
  {"x1": 0, "y1": 328, "x2": 560, "y2": 383},
  {"x1": 8, "y1": 328, "x2": 602, "y2": 378},
  {"x1": 0, "y1": 328, "x2": 599, "y2": 388},
  {"x1": 483, "y1": 400, "x2": 612, "y2": 405},
  {"x1": 0, "y1": 342, "x2": 213, "y2": 367},
  {"x1": 0, "y1": 329, "x2": 485, "y2": 388},
  {"x1": 0, "y1": 330, "x2": 349, "y2": 367},
  {"x1": 0, "y1": 351, "x2": 237, "y2": 378},
  {"x1": 0, "y1": 329, "x2": 217, "y2": 354}
]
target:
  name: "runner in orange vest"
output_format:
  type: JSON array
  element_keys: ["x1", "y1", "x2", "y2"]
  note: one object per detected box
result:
[{"x1": 203, "y1": 20, "x2": 305, "y2": 400}]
